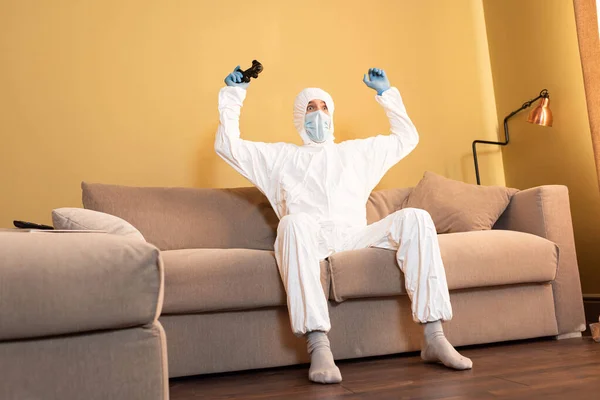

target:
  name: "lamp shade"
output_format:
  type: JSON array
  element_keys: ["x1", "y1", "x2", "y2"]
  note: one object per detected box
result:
[{"x1": 527, "y1": 97, "x2": 553, "y2": 127}]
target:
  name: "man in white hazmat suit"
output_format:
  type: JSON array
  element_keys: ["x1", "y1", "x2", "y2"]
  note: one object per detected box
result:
[{"x1": 215, "y1": 65, "x2": 473, "y2": 384}]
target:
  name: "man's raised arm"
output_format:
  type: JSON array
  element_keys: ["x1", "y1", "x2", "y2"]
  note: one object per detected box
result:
[
  {"x1": 342, "y1": 68, "x2": 420, "y2": 191},
  {"x1": 215, "y1": 65, "x2": 287, "y2": 191}
]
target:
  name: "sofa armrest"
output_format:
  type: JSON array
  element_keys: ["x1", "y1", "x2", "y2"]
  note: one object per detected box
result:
[
  {"x1": 0, "y1": 232, "x2": 164, "y2": 341},
  {"x1": 494, "y1": 185, "x2": 586, "y2": 334}
]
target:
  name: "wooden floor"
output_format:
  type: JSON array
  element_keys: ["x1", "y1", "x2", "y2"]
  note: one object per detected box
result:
[{"x1": 169, "y1": 337, "x2": 600, "y2": 399}]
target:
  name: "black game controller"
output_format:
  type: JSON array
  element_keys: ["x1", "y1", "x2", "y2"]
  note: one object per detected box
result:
[{"x1": 239, "y1": 60, "x2": 263, "y2": 83}]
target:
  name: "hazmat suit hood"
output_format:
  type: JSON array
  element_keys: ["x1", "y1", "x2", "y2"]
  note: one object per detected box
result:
[{"x1": 293, "y1": 88, "x2": 335, "y2": 146}]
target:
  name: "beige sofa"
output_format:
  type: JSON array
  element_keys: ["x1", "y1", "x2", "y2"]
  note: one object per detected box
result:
[
  {"x1": 81, "y1": 183, "x2": 586, "y2": 378},
  {"x1": 0, "y1": 231, "x2": 169, "y2": 400}
]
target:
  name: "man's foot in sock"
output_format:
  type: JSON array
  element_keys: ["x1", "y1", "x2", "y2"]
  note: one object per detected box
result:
[
  {"x1": 306, "y1": 331, "x2": 342, "y2": 384},
  {"x1": 421, "y1": 321, "x2": 472, "y2": 370},
  {"x1": 309, "y1": 347, "x2": 342, "y2": 384}
]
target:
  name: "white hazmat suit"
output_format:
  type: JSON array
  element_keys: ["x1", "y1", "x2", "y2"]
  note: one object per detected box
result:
[{"x1": 215, "y1": 85, "x2": 453, "y2": 337}]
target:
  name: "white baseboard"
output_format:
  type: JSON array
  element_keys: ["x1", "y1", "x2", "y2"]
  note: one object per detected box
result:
[{"x1": 556, "y1": 332, "x2": 583, "y2": 340}]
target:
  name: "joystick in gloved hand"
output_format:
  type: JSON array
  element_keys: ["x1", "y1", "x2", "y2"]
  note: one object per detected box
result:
[
  {"x1": 239, "y1": 60, "x2": 263, "y2": 83},
  {"x1": 224, "y1": 60, "x2": 264, "y2": 90}
]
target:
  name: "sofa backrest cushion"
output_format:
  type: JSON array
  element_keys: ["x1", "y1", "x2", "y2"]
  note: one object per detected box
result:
[
  {"x1": 366, "y1": 187, "x2": 412, "y2": 224},
  {"x1": 82, "y1": 183, "x2": 279, "y2": 251},
  {"x1": 82, "y1": 182, "x2": 412, "y2": 251},
  {"x1": 403, "y1": 171, "x2": 517, "y2": 233}
]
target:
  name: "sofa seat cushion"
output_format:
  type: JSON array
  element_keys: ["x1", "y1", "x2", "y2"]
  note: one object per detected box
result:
[
  {"x1": 162, "y1": 248, "x2": 330, "y2": 314},
  {"x1": 329, "y1": 230, "x2": 558, "y2": 302}
]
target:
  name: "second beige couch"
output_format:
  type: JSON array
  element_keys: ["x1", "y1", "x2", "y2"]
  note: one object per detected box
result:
[
  {"x1": 81, "y1": 183, "x2": 586, "y2": 378},
  {"x1": 0, "y1": 231, "x2": 168, "y2": 400}
]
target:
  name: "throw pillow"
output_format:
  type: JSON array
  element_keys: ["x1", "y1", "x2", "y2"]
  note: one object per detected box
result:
[
  {"x1": 402, "y1": 171, "x2": 517, "y2": 234},
  {"x1": 52, "y1": 208, "x2": 145, "y2": 240}
]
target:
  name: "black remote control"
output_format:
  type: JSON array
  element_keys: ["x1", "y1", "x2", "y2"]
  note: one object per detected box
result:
[{"x1": 13, "y1": 220, "x2": 55, "y2": 230}]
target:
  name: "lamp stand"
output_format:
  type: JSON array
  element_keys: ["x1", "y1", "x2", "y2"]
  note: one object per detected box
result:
[{"x1": 472, "y1": 89, "x2": 549, "y2": 185}]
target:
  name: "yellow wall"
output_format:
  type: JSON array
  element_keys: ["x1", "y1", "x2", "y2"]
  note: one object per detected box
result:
[
  {"x1": 0, "y1": 0, "x2": 503, "y2": 229},
  {"x1": 483, "y1": 0, "x2": 600, "y2": 294}
]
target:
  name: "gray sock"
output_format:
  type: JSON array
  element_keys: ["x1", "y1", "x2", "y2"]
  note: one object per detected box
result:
[
  {"x1": 421, "y1": 320, "x2": 473, "y2": 370},
  {"x1": 306, "y1": 331, "x2": 342, "y2": 384}
]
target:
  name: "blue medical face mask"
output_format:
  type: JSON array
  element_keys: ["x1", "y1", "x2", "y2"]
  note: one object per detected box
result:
[{"x1": 304, "y1": 110, "x2": 332, "y2": 143}]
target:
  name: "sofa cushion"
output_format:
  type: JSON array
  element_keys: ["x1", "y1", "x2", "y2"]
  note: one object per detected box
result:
[
  {"x1": 161, "y1": 248, "x2": 330, "y2": 314},
  {"x1": 0, "y1": 232, "x2": 162, "y2": 341},
  {"x1": 52, "y1": 207, "x2": 145, "y2": 240},
  {"x1": 366, "y1": 187, "x2": 412, "y2": 224},
  {"x1": 328, "y1": 230, "x2": 558, "y2": 302},
  {"x1": 403, "y1": 171, "x2": 517, "y2": 233},
  {"x1": 82, "y1": 183, "x2": 280, "y2": 251}
]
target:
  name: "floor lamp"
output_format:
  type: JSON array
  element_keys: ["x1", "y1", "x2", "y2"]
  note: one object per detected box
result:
[{"x1": 472, "y1": 89, "x2": 553, "y2": 185}]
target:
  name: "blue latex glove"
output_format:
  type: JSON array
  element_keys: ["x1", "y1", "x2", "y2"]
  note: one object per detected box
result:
[
  {"x1": 224, "y1": 65, "x2": 249, "y2": 90},
  {"x1": 363, "y1": 68, "x2": 390, "y2": 95}
]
